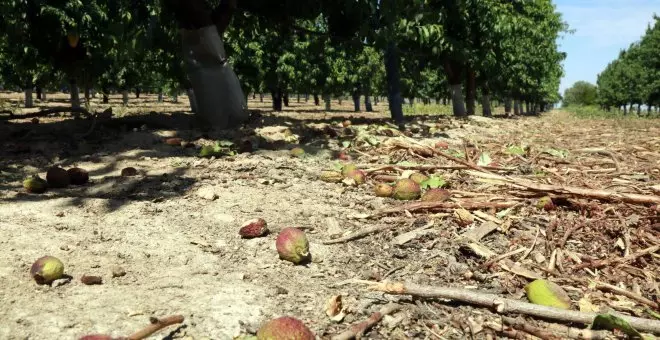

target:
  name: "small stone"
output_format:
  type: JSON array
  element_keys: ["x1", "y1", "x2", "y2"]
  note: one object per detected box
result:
[
  {"x1": 534, "y1": 252, "x2": 546, "y2": 264},
  {"x1": 51, "y1": 277, "x2": 71, "y2": 288},
  {"x1": 196, "y1": 186, "x2": 218, "y2": 200},
  {"x1": 111, "y1": 266, "x2": 126, "y2": 278}
]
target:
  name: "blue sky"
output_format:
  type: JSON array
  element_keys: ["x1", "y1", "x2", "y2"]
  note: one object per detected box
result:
[{"x1": 554, "y1": 0, "x2": 659, "y2": 95}]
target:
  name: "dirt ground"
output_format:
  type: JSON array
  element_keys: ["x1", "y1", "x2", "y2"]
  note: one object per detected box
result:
[{"x1": 1, "y1": 92, "x2": 658, "y2": 340}]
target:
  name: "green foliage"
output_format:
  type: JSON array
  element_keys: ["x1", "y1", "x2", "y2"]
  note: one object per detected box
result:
[
  {"x1": 563, "y1": 81, "x2": 598, "y2": 107},
  {"x1": 597, "y1": 15, "x2": 660, "y2": 113}
]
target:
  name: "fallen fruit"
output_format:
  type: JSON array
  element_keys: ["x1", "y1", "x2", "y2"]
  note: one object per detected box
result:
[
  {"x1": 345, "y1": 169, "x2": 366, "y2": 185},
  {"x1": 435, "y1": 141, "x2": 449, "y2": 149},
  {"x1": 319, "y1": 170, "x2": 343, "y2": 183},
  {"x1": 80, "y1": 275, "x2": 103, "y2": 285},
  {"x1": 290, "y1": 147, "x2": 305, "y2": 158},
  {"x1": 276, "y1": 228, "x2": 310, "y2": 265},
  {"x1": 30, "y1": 256, "x2": 64, "y2": 284},
  {"x1": 164, "y1": 137, "x2": 183, "y2": 146},
  {"x1": 525, "y1": 279, "x2": 571, "y2": 310},
  {"x1": 392, "y1": 179, "x2": 421, "y2": 200},
  {"x1": 536, "y1": 196, "x2": 555, "y2": 211},
  {"x1": 342, "y1": 120, "x2": 352, "y2": 128},
  {"x1": 421, "y1": 188, "x2": 450, "y2": 202},
  {"x1": 337, "y1": 151, "x2": 351, "y2": 161},
  {"x1": 374, "y1": 183, "x2": 393, "y2": 197},
  {"x1": 409, "y1": 172, "x2": 429, "y2": 185},
  {"x1": 31, "y1": 117, "x2": 39, "y2": 124},
  {"x1": 120, "y1": 167, "x2": 138, "y2": 177},
  {"x1": 256, "y1": 316, "x2": 315, "y2": 340},
  {"x1": 67, "y1": 167, "x2": 89, "y2": 185},
  {"x1": 341, "y1": 163, "x2": 358, "y2": 177},
  {"x1": 46, "y1": 166, "x2": 71, "y2": 188},
  {"x1": 23, "y1": 175, "x2": 48, "y2": 194},
  {"x1": 239, "y1": 218, "x2": 269, "y2": 238}
]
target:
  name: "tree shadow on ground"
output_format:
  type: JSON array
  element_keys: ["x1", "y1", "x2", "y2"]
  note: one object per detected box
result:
[{"x1": 0, "y1": 105, "x2": 542, "y2": 211}]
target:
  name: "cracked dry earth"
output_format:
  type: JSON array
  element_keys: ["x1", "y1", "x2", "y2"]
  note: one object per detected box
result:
[{"x1": 1, "y1": 97, "x2": 659, "y2": 340}]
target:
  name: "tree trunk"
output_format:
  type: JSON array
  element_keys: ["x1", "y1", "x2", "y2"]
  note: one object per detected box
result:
[
  {"x1": 482, "y1": 94, "x2": 492, "y2": 117},
  {"x1": 637, "y1": 103, "x2": 641, "y2": 115},
  {"x1": 353, "y1": 92, "x2": 360, "y2": 112},
  {"x1": 442, "y1": 97, "x2": 447, "y2": 106},
  {"x1": 465, "y1": 67, "x2": 476, "y2": 115},
  {"x1": 505, "y1": 99, "x2": 512, "y2": 115},
  {"x1": 305, "y1": 94, "x2": 309, "y2": 102},
  {"x1": 338, "y1": 97, "x2": 342, "y2": 105},
  {"x1": 272, "y1": 90, "x2": 283, "y2": 111},
  {"x1": 157, "y1": 91, "x2": 163, "y2": 102},
  {"x1": 283, "y1": 92, "x2": 289, "y2": 107},
  {"x1": 408, "y1": 97, "x2": 415, "y2": 107},
  {"x1": 91, "y1": 89, "x2": 97, "y2": 98},
  {"x1": 252, "y1": 93, "x2": 256, "y2": 99},
  {"x1": 41, "y1": 92, "x2": 47, "y2": 101},
  {"x1": 623, "y1": 104, "x2": 628, "y2": 115},
  {"x1": 36, "y1": 86, "x2": 42, "y2": 100},
  {"x1": 70, "y1": 81, "x2": 81, "y2": 109},
  {"x1": 365, "y1": 96, "x2": 373, "y2": 112},
  {"x1": 374, "y1": 96, "x2": 379, "y2": 105},
  {"x1": 385, "y1": 41, "x2": 404, "y2": 124},
  {"x1": 324, "y1": 94, "x2": 331, "y2": 111},
  {"x1": 524, "y1": 101, "x2": 529, "y2": 114},
  {"x1": 313, "y1": 94, "x2": 320, "y2": 106},
  {"x1": 122, "y1": 90, "x2": 129, "y2": 106},
  {"x1": 296, "y1": 93, "x2": 300, "y2": 103},
  {"x1": 84, "y1": 85, "x2": 91, "y2": 103},
  {"x1": 450, "y1": 84, "x2": 466, "y2": 117},
  {"x1": 24, "y1": 88, "x2": 34, "y2": 108},
  {"x1": 514, "y1": 100, "x2": 520, "y2": 115},
  {"x1": 260, "y1": 93, "x2": 264, "y2": 102},
  {"x1": 187, "y1": 88, "x2": 198, "y2": 113}
]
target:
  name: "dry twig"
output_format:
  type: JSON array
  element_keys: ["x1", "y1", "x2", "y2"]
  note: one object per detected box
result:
[
  {"x1": 331, "y1": 303, "x2": 401, "y2": 340},
  {"x1": 372, "y1": 201, "x2": 520, "y2": 218},
  {"x1": 573, "y1": 245, "x2": 659, "y2": 270},
  {"x1": 365, "y1": 281, "x2": 660, "y2": 334},
  {"x1": 127, "y1": 315, "x2": 185, "y2": 340},
  {"x1": 323, "y1": 224, "x2": 399, "y2": 244}
]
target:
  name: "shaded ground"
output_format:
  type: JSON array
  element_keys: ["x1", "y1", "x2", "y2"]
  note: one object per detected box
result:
[{"x1": 0, "y1": 92, "x2": 658, "y2": 339}]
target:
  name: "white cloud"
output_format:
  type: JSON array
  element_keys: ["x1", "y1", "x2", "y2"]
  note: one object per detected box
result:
[{"x1": 556, "y1": 0, "x2": 658, "y2": 47}]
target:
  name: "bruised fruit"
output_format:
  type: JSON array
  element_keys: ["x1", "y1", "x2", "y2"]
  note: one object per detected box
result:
[
  {"x1": 239, "y1": 218, "x2": 269, "y2": 238},
  {"x1": 409, "y1": 172, "x2": 429, "y2": 185},
  {"x1": 290, "y1": 147, "x2": 305, "y2": 158},
  {"x1": 434, "y1": 141, "x2": 449, "y2": 149},
  {"x1": 392, "y1": 179, "x2": 421, "y2": 200},
  {"x1": 421, "y1": 188, "x2": 450, "y2": 202},
  {"x1": 30, "y1": 256, "x2": 64, "y2": 284},
  {"x1": 164, "y1": 137, "x2": 183, "y2": 146},
  {"x1": 257, "y1": 316, "x2": 315, "y2": 340},
  {"x1": 68, "y1": 167, "x2": 89, "y2": 185},
  {"x1": 23, "y1": 175, "x2": 48, "y2": 194},
  {"x1": 46, "y1": 166, "x2": 71, "y2": 188},
  {"x1": 374, "y1": 183, "x2": 393, "y2": 197},
  {"x1": 341, "y1": 163, "x2": 357, "y2": 177},
  {"x1": 276, "y1": 228, "x2": 310, "y2": 264},
  {"x1": 345, "y1": 169, "x2": 366, "y2": 185},
  {"x1": 120, "y1": 167, "x2": 138, "y2": 177},
  {"x1": 320, "y1": 170, "x2": 343, "y2": 183},
  {"x1": 536, "y1": 196, "x2": 555, "y2": 211}
]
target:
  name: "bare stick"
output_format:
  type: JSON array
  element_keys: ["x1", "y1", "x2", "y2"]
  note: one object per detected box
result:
[
  {"x1": 322, "y1": 224, "x2": 397, "y2": 245},
  {"x1": 127, "y1": 315, "x2": 185, "y2": 340},
  {"x1": 331, "y1": 303, "x2": 401, "y2": 340},
  {"x1": 467, "y1": 170, "x2": 660, "y2": 205},
  {"x1": 361, "y1": 164, "x2": 515, "y2": 174},
  {"x1": 592, "y1": 281, "x2": 659, "y2": 310},
  {"x1": 481, "y1": 247, "x2": 528, "y2": 269},
  {"x1": 367, "y1": 281, "x2": 660, "y2": 334},
  {"x1": 499, "y1": 316, "x2": 563, "y2": 340},
  {"x1": 500, "y1": 316, "x2": 611, "y2": 340},
  {"x1": 372, "y1": 201, "x2": 520, "y2": 218},
  {"x1": 573, "y1": 245, "x2": 659, "y2": 270}
]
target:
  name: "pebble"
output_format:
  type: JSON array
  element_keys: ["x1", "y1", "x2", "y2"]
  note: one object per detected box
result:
[
  {"x1": 196, "y1": 186, "x2": 218, "y2": 200},
  {"x1": 111, "y1": 266, "x2": 127, "y2": 278}
]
